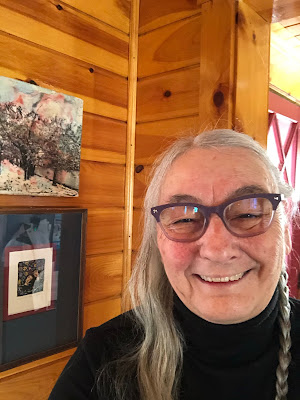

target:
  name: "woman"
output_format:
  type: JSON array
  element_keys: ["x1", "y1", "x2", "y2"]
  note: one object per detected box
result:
[{"x1": 50, "y1": 130, "x2": 300, "y2": 400}]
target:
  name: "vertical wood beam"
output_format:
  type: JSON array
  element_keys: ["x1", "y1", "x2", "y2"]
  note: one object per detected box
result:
[
  {"x1": 235, "y1": 0, "x2": 271, "y2": 146},
  {"x1": 122, "y1": 0, "x2": 139, "y2": 310},
  {"x1": 198, "y1": 0, "x2": 273, "y2": 143},
  {"x1": 198, "y1": 0, "x2": 236, "y2": 131}
]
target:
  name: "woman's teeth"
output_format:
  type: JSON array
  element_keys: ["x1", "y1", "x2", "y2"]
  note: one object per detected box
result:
[{"x1": 199, "y1": 272, "x2": 245, "y2": 283}]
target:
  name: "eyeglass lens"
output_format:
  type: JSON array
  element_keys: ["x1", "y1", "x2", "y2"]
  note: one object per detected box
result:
[{"x1": 159, "y1": 197, "x2": 274, "y2": 241}]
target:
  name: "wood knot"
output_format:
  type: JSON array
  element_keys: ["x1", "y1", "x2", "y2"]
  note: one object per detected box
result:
[
  {"x1": 27, "y1": 79, "x2": 38, "y2": 86},
  {"x1": 164, "y1": 90, "x2": 172, "y2": 98},
  {"x1": 213, "y1": 91, "x2": 224, "y2": 108},
  {"x1": 252, "y1": 31, "x2": 256, "y2": 42},
  {"x1": 56, "y1": 4, "x2": 63, "y2": 10},
  {"x1": 135, "y1": 165, "x2": 144, "y2": 174},
  {"x1": 89, "y1": 68, "x2": 94, "y2": 73}
]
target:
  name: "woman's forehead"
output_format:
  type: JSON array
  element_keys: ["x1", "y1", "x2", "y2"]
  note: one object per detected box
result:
[{"x1": 159, "y1": 147, "x2": 275, "y2": 203}]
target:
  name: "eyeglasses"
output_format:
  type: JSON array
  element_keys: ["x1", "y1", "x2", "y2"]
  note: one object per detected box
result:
[{"x1": 151, "y1": 193, "x2": 284, "y2": 242}]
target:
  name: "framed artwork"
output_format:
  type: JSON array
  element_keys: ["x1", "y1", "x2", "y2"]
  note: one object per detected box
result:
[
  {"x1": 0, "y1": 208, "x2": 87, "y2": 371},
  {"x1": 0, "y1": 76, "x2": 83, "y2": 197}
]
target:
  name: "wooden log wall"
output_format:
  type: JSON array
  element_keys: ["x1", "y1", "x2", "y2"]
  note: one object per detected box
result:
[{"x1": 0, "y1": 0, "x2": 131, "y2": 398}]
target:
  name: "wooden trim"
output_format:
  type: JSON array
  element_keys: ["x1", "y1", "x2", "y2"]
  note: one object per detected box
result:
[
  {"x1": 0, "y1": 348, "x2": 75, "y2": 380},
  {"x1": 122, "y1": 0, "x2": 139, "y2": 311}
]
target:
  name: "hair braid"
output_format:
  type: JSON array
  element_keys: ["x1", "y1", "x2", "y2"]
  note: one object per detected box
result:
[{"x1": 275, "y1": 271, "x2": 292, "y2": 400}]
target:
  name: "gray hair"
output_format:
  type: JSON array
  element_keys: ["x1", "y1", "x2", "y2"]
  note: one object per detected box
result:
[{"x1": 102, "y1": 130, "x2": 295, "y2": 400}]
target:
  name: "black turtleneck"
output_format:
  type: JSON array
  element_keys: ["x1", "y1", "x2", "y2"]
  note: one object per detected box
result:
[{"x1": 49, "y1": 292, "x2": 300, "y2": 400}]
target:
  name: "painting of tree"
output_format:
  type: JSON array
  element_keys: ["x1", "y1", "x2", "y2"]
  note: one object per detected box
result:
[{"x1": 0, "y1": 77, "x2": 83, "y2": 196}]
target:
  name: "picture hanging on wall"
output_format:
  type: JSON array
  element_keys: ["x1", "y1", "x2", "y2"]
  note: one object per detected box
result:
[
  {"x1": 0, "y1": 208, "x2": 87, "y2": 371},
  {"x1": 0, "y1": 76, "x2": 83, "y2": 197}
]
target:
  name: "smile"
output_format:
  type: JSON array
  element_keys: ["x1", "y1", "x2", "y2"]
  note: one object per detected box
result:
[{"x1": 199, "y1": 272, "x2": 246, "y2": 283}]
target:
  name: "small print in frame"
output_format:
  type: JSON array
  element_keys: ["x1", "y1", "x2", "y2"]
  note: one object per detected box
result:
[{"x1": 3, "y1": 245, "x2": 55, "y2": 321}]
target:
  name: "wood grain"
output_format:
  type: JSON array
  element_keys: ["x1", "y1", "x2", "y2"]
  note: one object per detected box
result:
[
  {"x1": 133, "y1": 165, "x2": 152, "y2": 208},
  {"x1": 198, "y1": 0, "x2": 235, "y2": 131},
  {"x1": 243, "y1": 0, "x2": 273, "y2": 21},
  {"x1": 138, "y1": 15, "x2": 201, "y2": 77},
  {"x1": 84, "y1": 253, "x2": 123, "y2": 303},
  {"x1": 86, "y1": 209, "x2": 124, "y2": 256},
  {"x1": 83, "y1": 297, "x2": 122, "y2": 333},
  {"x1": 81, "y1": 113, "x2": 127, "y2": 164},
  {"x1": 139, "y1": 0, "x2": 201, "y2": 34},
  {"x1": 135, "y1": 115, "x2": 200, "y2": 164},
  {"x1": 62, "y1": 0, "x2": 131, "y2": 33},
  {"x1": 0, "y1": 0, "x2": 129, "y2": 57},
  {"x1": 122, "y1": 0, "x2": 140, "y2": 310},
  {"x1": 137, "y1": 66, "x2": 199, "y2": 122},
  {"x1": 132, "y1": 208, "x2": 144, "y2": 251},
  {"x1": 235, "y1": 1, "x2": 269, "y2": 145},
  {"x1": 0, "y1": 5, "x2": 128, "y2": 77},
  {"x1": 0, "y1": 32, "x2": 128, "y2": 121},
  {"x1": 0, "y1": 356, "x2": 70, "y2": 400}
]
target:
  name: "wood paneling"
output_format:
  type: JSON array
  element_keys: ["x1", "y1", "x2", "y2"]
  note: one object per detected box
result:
[
  {"x1": 86, "y1": 209, "x2": 124, "y2": 256},
  {"x1": 135, "y1": 115, "x2": 200, "y2": 164},
  {"x1": 138, "y1": 15, "x2": 201, "y2": 77},
  {"x1": 0, "y1": 32, "x2": 128, "y2": 121},
  {"x1": 84, "y1": 253, "x2": 123, "y2": 303},
  {"x1": 0, "y1": 0, "x2": 129, "y2": 58},
  {"x1": 137, "y1": 66, "x2": 199, "y2": 122},
  {"x1": 235, "y1": 1, "x2": 270, "y2": 145},
  {"x1": 139, "y1": 0, "x2": 201, "y2": 34},
  {"x1": 198, "y1": 0, "x2": 235, "y2": 130},
  {"x1": 81, "y1": 113, "x2": 127, "y2": 164},
  {"x1": 133, "y1": 166, "x2": 152, "y2": 208},
  {"x1": 132, "y1": 208, "x2": 143, "y2": 251},
  {"x1": 62, "y1": 0, "x2": 131, "y2": 34},
  {"x1": 83, "y1": 297, "x2": 122, "y2": 333},
  {"x1": 0, "y1": 6, "x2": 128, "y2": 77},
  {"x1": 0, "y1": 355, "x2": 71, "y2": 400}
]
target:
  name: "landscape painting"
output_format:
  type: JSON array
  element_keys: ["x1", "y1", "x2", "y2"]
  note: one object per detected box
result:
[{"x1": 0, "y1": 76, "x2": 83, "y2": 197}]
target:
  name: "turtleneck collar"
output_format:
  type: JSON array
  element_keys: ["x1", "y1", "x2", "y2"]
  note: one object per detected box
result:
[{"x1": 173, "y1": 289, "x2": 279, "y2": 367}]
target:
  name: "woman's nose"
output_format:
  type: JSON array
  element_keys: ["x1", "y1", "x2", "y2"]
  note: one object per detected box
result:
[{"x1": 197, "y1": 214, "x2": 240, "y2": 263}]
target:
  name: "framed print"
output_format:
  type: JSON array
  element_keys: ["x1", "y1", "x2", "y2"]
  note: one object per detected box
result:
[{"x1": 0, "y1": 208, "x2": 87, "y2": 371}]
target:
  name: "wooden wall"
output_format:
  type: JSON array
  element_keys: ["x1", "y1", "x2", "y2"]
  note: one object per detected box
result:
[
  {"x1": 133, "y1": 0, "x2": 271, "y2": 249},
  {"x1": 0, "y1": 0, "x2": 130, "y2": 398}
]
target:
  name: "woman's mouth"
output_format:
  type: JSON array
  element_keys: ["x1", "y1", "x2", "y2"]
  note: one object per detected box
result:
[{"x1": 198, "y1": 271, "x2": 249, "y2": 283}]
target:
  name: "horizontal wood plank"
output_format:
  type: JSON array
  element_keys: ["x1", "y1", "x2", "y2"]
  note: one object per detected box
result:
[
  {"x1": 86, "y1": 209, "x2": 124, "y2": 256},
  {"x1": 0, "y1": 32, "x2": 128, "y2": 120},
  {"x1": 84, "y1": 253, "x2": 123, "y2": 303},
  {"x1": 0, "y1": 356, "x2": 70, "y2": 400},
  {"x1": 83, "y1": 297, "x2": 122, "y2": 333},
  {"x1": 81, "y1": 113, "x2": 127, "y2": 164},
  {"x1": 137, "y1": 66, "x2": 199, "y2": 122},
  {"x1": 0, "y1": 161, "x2": 125, "y2": 207},
  {"x1": 139, "y1": 0, "x2": 201, "y2": 34},
  {"x1": 0, "y1": 0, "x2": 129, "y2": 58},
  {"x1": 62, "y1": 0, "x2": 130, "y2": 34},
  {"x1": 138, "y1": 15, "x2": 201, "y2": 77},
  {"x1": 135, "y1": 116, "x2": 200, "y2": 164},
  {"x1": 0, "y1": 5, "x2": 128, "y2": 76}
]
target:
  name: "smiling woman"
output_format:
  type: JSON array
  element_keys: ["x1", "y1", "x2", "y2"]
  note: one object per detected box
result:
[{"x1": 49, "y1": 130, "x2": 300, "y2": 400}]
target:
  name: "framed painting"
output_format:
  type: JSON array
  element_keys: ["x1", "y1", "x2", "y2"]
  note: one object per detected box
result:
[
  {"x1": 0, "y1": 208, "x2": 87, "y2": 371},
  {"x1": 0, "y1": 76, "x2": 83, "y2": 197}
]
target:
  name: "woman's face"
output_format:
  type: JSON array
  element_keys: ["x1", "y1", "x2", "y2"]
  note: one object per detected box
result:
[{"x1": 157, "y1": 147, "x2": 291, "y2": 324}]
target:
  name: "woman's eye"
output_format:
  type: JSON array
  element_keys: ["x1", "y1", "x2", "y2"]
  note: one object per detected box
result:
[
  {"x1": 235, "y1": 213, "x2": 262, "y2": 219},
  {"x1": 173, "y1": 218, "x2": 194, "y2": 224}
]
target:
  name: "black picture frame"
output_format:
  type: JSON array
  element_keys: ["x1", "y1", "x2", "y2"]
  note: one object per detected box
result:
[{"x1": 0, "y1": 208, "x2": 87, "y2": 371}]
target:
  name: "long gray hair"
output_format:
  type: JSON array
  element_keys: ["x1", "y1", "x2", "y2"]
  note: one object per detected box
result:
[{"x1": 102, "y1": 129, "x2": 295, "y2": 400}]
